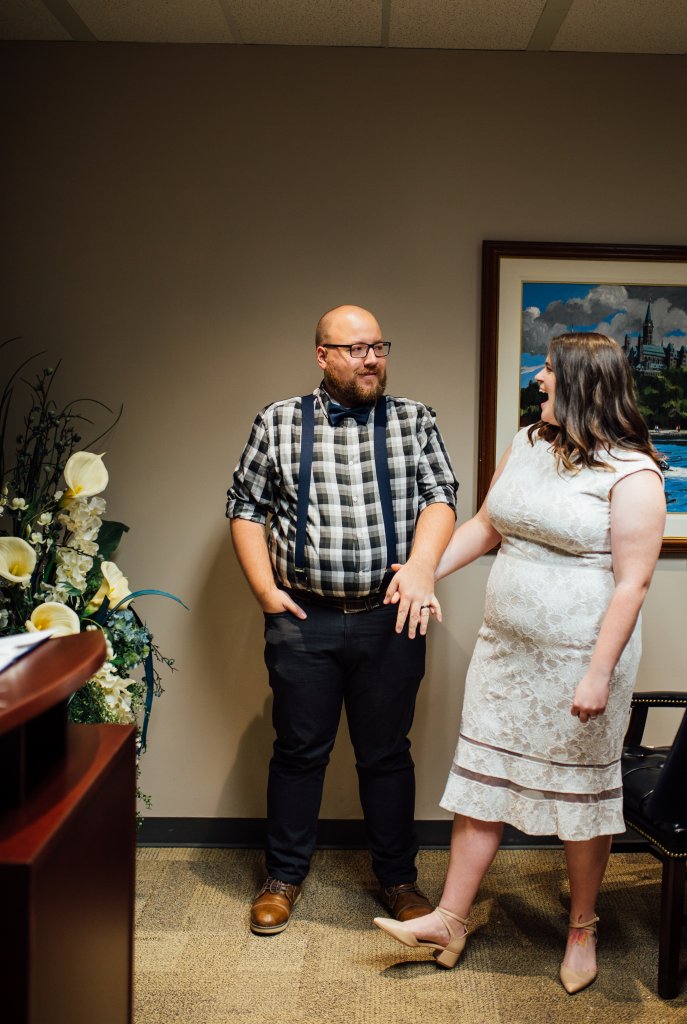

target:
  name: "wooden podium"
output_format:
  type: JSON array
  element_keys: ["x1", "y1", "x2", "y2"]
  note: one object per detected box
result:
[{"x1": 0, "y1": 632, "x2": 137, "y2": 1024}]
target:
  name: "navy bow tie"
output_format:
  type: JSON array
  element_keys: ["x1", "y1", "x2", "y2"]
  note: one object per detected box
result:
[{"x1": 328, "y1": 402, "x2": 373, "y2": 427}]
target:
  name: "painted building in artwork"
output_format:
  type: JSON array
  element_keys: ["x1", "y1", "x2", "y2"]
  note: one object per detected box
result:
[{"x1": 623, "y1": 301, "x2": 687, "y2": 373}]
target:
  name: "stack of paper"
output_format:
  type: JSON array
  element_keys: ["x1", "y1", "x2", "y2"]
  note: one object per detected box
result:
[{"x1": 0, "y1": 631, "x2": 55, "y2": 674}]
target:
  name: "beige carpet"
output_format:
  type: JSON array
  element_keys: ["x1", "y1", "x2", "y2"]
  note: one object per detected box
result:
[{"x1": 135, "y1": 847, "x2": 686, "y2": 1024}]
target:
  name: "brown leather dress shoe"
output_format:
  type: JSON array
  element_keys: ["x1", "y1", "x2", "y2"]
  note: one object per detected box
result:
[
  {"x1": 381, "y1": 882, "x2": 433, "y2": 922},
  {"x1": 250, "y1": 877, "x2": 302, "y2": 935}
]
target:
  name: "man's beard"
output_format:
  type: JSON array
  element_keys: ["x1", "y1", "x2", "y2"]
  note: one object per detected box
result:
[{"x1": 323, "y1": 365, "x2": 387, "y2": 406}]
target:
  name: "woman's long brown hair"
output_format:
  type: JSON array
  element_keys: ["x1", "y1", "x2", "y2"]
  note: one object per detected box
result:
[{"x1": 527, "y1": 332, "x2": 661, "y2": 471}]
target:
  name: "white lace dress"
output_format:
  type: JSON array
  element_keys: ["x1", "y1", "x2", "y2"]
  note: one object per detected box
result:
[{"x1": 440, "y1": 427, "x2": 663, "y2": 840}]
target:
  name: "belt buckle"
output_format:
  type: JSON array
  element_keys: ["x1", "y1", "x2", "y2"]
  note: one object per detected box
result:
[{"x1": 343, "y1": 594, "x2": 377, "y2": 614}]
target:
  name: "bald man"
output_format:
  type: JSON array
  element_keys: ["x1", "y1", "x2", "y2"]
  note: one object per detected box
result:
[{"x1": 227, "y1": 305, "x2": 457, "y2": 935}]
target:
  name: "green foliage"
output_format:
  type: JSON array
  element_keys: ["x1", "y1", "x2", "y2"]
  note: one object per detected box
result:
[
  {"x1": 107, "y1": 609, "x2": 151, "y2": 672},
  {"x1": 68, "y1": 679, "x2": 119, "y2": 724},
  {"x1": 520, "y1": 365, "x2": 687, "y2": 430},
  {"x1": 632, "y1": 367, "x2": 687, "y2": 428},
  {"x1": 519, "y1": 380, "x2": 542, "y2": 426},
  {"x1": 97, "y1": 520, "x2": 130, "y2": 560}
]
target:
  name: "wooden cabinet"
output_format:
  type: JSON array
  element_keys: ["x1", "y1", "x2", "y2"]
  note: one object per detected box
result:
[{"x1": 0, "y1": 634, "x2": 136, "y2": 1024}]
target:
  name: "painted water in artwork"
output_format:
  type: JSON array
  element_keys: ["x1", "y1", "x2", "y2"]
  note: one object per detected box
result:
[{"x1": 519, "y1": 283, "x2": 687, "y2": 512}]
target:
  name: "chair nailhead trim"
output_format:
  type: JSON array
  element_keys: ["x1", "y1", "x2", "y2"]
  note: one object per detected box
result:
[
  {"x1": 631, "y1": 698, "x2": 687, "y2": 706},
  {"x1": 626, "y1": 819, "x2": 687, "y2": 859}
]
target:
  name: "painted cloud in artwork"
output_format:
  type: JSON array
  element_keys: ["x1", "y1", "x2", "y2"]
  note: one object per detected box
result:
[{"x1": 522, "y1": 284, "x2": 687, "y2": 355}]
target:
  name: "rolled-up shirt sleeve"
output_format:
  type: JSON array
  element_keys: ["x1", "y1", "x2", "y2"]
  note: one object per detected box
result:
[
  {"x1": 226, "y1": 411, "x2": 274, "y2": 524},
  {"x1": 415, "y1": 407, "x2": 458, "y2": 515}
]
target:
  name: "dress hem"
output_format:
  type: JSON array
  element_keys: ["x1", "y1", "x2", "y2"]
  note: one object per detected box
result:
[{"x1": 438, "y1": 797, "x2": 620, "y2": 843}]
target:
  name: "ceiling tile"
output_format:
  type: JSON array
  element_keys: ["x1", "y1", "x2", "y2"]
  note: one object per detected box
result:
[
  {"x1": 553, "y1": 0, "x2": 687, "y2": 53},
  {"x1": 390, "y1": 0, "x2": 547, "y2": 49},
  {"x1": 229, "y1": 0, "x2": 381, "y2": 46},
  {"x1": 70, "y1": 0, "x2": 233, "y2": 43},
  {"x1": 0, "y1": 0, "x2": 70, "y2": 40}
]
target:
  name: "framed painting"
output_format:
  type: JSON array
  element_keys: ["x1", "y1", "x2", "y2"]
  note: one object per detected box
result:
[{"x1": 479, "y1": 240, "x2": 687, "y2": 555}]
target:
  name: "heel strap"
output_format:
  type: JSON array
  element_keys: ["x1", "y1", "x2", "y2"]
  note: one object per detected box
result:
[
  {"x1": 437, "y1": 906, "x2": 469, "y2": 932},
  {"x1": 568, "y1": 914, "x2": 599, "y2": 932}
]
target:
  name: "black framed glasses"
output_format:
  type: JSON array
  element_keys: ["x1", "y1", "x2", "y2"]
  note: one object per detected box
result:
[{"x1": 321, "y1": 341, "x2": 391, "y2": 359}]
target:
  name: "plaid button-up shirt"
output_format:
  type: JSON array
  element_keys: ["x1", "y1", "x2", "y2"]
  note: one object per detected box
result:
[{"x1": 226, "y1": 384, "x2": 458, "y2": 598}]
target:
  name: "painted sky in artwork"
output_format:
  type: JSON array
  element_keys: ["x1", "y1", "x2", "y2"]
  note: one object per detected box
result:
[
  {"x1": 519, "y1": 282, "x2": 687, "y2": 513},
  {"x1": 520, "y1": 282, "x2": 687, "y2": 385}
]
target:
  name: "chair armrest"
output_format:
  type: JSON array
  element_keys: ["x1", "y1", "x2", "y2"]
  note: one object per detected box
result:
[
  {"x1": 625, "y1": 691, "x2": 687, "y2": 748},
  {"x1": 630, "y1": 691, "x2": 687, "y2": 708}
]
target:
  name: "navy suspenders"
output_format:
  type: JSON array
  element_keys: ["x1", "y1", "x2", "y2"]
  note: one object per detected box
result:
[
  {"x1": 373, "y1": 398, "x2": 398, "y2": 568},
  {"x1": 294, "y1": 394, "x2": 398, "y2": 583},
  {"x1": 294, "y1": 395, "x2": 315, "y2": 582}
]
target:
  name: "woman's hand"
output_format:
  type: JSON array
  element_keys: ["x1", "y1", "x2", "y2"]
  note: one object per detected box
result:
[
  {"x1": 571, "y1": 672, "x2": 610, "y2": 724},
  {"x1": 384, "y1": 565, "x2": 444, "y2": 634}
]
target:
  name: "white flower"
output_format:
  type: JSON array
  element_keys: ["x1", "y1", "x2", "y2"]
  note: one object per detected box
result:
[
  {"x1": 30, "y1": 531, "x2": 44, "y2": 545},
  {"x1": 90, "y1": 661, "x2": 135, "y2": 723},
  {"x1": 10, "y1": 497, "x2": 28, "y2": 510},
  {"x1": 26, "y1": 602, "x2": 80, "y2": 637},
  {"x1": 0, "y1": 506, "x2": 5, "y2": 516},
  {"x1": 63, "y1": 452, "x2": 108, "y2": 500},
  {"x1": 55, "y1": 547, "x2": 93, "y2": 593},
  {"x1": 39, "y1": 580, "x2": 69, "y2": 602},
  {"x1": 38, "y1": 512, "x2": 53, "y2": 526},
  {"x1": 67, "y1": 536, "x2": 99, "y2": 556},
  {"x1": 0, "y1": 537, "x2": 37, "y2": 584},
  {"x1": 54, "y1": 490, "x2": 63, "y2": 501},
  {"x1": 0, "y1": 610, "x2": 8, "y2": 629},
  {"x1": 86, "y1": 561, "x2": 132, "y2": 613},
  {"x1": 58, "y1": 494, "x2": 105, "y2": 560}
]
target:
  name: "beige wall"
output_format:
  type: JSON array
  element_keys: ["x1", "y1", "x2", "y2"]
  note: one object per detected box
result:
[{"x1": 1, "y1": 43, "x2": 685, "y2": 820}]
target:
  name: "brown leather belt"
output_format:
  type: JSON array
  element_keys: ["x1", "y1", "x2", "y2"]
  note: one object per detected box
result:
[{"x1": 284, "y1": 586, "x2": 387, "y2": 615}]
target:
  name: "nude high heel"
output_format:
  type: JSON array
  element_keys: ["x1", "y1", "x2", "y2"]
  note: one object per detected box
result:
[
  {"x1": 559, "y1": 915, "x2": 599, "y2": 994},
  {"x1": 373, "y1": 906, "x2": 469, "y2": 968}
]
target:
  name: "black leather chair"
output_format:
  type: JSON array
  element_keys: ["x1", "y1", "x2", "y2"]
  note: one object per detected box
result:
[{"x1": 621, "y1": 691, "x2": 687, "y2": 999}]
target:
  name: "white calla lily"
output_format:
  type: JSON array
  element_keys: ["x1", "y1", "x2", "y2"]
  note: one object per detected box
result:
[
  {"x1": 63, "y1": 452, "x2": 108, "y2": 500},
  {"x1": 0, "y1": 537, "x2": 37, "y2": 584},
  {"x1": 86, "y1": 560, "x2": 132, "y2": 613},
  {"x1": 26, "y1": 602, "x2": 81, "y2": 637}
]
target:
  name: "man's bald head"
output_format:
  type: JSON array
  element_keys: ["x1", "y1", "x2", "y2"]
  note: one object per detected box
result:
[
  {"x1": 315, "y1": 305, "x2": 380, "y2": 347},
  {"x1": 314, "y1": 304, "x2": 387, "y2": 407}
]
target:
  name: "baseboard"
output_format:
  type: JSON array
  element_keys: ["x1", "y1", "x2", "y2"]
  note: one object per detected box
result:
[{"x1": 137, "y1": 816, "x2": 648, "y2": 852}]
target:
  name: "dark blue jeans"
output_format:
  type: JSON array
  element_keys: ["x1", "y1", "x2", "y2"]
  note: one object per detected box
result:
[{"x1": 263, "y1": 602, "x2": 426, "y2": 887}]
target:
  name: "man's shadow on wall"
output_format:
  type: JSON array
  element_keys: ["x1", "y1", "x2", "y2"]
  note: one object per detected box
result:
[
  {"x1": 193, "y1": 530, "x2": 274, "y2": 822},
  {"x1": 192, "y1": 528, "x2": 470, "y2": 852}
]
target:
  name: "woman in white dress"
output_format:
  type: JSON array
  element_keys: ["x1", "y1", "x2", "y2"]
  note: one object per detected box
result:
[{"x1": 375, "y1": 333, "x2": 666, "y2": 993}]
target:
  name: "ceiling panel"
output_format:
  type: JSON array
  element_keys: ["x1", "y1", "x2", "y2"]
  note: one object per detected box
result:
[
  {"x1": 228, "y1": 0, "x2": 381, "y2": 47},
  {"x1": 70, "y1": 0, "x2": 233, "y2": 43},
  {"x1": 553, "y1": 0, "x2": 687, "y2": 53},
  {"x1": 0, "y1": 0, "x2": 70, "y2": 40},
  {"x1": 2, "y1": 0, "x2": 687, "y2": 52},
  {"x1": 390, "y1": 0, "x2": 546, "y2": 49}
]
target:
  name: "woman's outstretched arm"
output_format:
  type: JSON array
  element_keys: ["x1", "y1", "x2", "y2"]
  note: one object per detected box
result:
[{"x1": 435, "y1": 445, "x2": 511, "y2": 580}]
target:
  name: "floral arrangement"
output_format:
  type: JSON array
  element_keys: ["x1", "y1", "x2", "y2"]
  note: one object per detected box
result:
[{"x1": 0, "y1": 345, "x2": 183, "y2": 782}]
